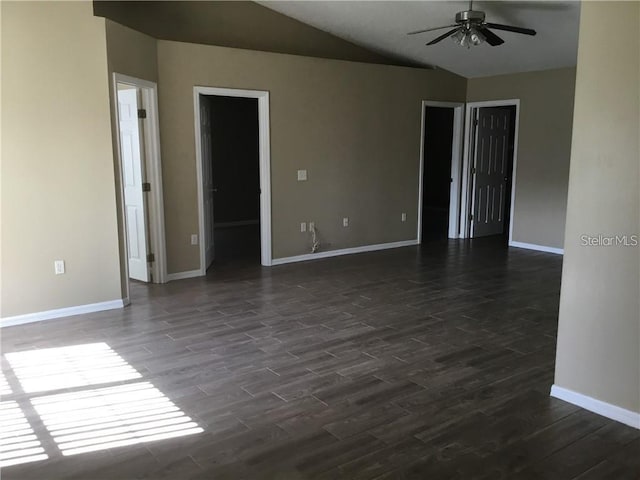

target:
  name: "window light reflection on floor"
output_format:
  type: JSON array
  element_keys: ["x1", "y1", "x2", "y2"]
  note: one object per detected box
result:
[
  {"x1": 5, "y1": 343, "x2": 141, "y2": 393},
  {"x1": 2, "y1": 343, "x2": 203, "y2": 465},
  {"x1": 0, "y1": 373, "x2": 12, "y2": 396},
  {"x1": 31, "y1": 382, "x2": 203, "y2": 456},
  {"x1": 0, "y1": 401, "x2": 48, "y2": 467}
]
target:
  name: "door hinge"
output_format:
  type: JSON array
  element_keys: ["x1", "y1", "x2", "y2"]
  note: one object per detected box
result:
[
  {"x1": 142, "y1": 182, "x2": 151, "y2": 192},
  {"x1": 147, "y1": 253, "x2": 155, "y2": 263},
  {"x1": 469, "y1": 214, "x2": 474, "y2": 221},
  {"x1": 471, "y1": 167, "x2": 476, "y2": 174},
  {"x1": 138, "y1": 108, "x2": 147, "y2": 119}
]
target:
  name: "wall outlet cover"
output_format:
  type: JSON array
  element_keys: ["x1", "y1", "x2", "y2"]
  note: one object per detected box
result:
[
  {"x1": 54, "y1": 260, "x2": 65, "y2": 275},
  {"x1": 297, "y1": 169, "x2": 308, "y2": 181}
]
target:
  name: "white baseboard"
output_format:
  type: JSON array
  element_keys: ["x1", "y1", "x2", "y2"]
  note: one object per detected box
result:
[
  {"x1": 167, "y1": 269, "x2": 203, "y2": 281},
  {"x1": 509, "y1": 241, "x2": 564, "y2": 255},
  {"x1": 272, "y1": 239, "x2": 419, "y2": 266},
  {"x1": 550, "y1": 385, "x2": 640, "y2": 429},
  {"x1": 1, "y1": 299, "x2": 125, "y2": 328}
]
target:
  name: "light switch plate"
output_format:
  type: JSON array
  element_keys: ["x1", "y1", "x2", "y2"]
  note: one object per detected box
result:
[
  {"x1": 343, "y1": 217, "x2": 349, "y2": 227},
  {"x1": 300, "y1": 222, "x2": 307, "y2": 233},
  {"x1": 401, "y1": 213, "x2": 407, "y2": 222},
  {"x1": 191, "y1": 234, "x2": 198, "y2": 245},
  {"x1": 297, "y1": 169, "x2": 308, "y2": 181}
]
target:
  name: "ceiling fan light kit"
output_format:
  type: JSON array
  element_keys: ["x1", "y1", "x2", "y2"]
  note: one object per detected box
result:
[
  {"x1": 408, "y1": 1, "x2": 536, "y2": 49},
  {"x1": 452, "y1": 25, "x2": 486, "y2": 48}
]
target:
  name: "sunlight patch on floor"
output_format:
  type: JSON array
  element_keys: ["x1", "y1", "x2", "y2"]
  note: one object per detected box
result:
[
  {"x1": 5, "y1": 343, "x2": 141, "y2": 393},
  {"x1": 0, "y1": 401, "x2": 48, "y2": 467},
  {"x1": 31, "y1": 382, "x2": 203, "y2": 456},
  {"x1": 0, "y1": 372, "x2": 12, "y2": 396}
]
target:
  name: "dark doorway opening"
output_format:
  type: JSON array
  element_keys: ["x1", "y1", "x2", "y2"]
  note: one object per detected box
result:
[
  {"x1": 421, "y1": 106, "x2": 455, "y2": 241},
  {"x1": 208, "y1": 96, "x2": 260, "y2": 264}
]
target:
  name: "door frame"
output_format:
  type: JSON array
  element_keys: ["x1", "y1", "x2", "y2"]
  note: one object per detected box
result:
[
  {"x1": 193, "y1": 86, "x2": 272, "y2": 271},
  {"x1": 417, "y1": 101, "x2": 465, "y2": 241},
  {"x1": 112, "y1": 73, "x2": 168, "y2": 296},
  {"x1": 460, "y1": 99, "x2": 520, "y2": 242}
]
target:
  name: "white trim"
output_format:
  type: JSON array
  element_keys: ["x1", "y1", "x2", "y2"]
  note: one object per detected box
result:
[
  {"x1": 460, "y1": 103, "x2": 474, "y2": 238},
  {"x1": 509, "y1": 241, "x2": 564, "y2": 255},
  {"x1": 460, "y1": 99, "x2": 520, "y2": 240},
  {"x1": 417, "y1": 103, "x2": 426, "y2": 242},
  {"x1": 272, "y1": 239, "x2": 418, "y2": 266},
  {"x1": 166, "y1": 269, "x2": 204, "y2": 282},
  {"x1": 113, "y1": 74, "x2": 168, "y2": 287},
  {"x1": 1, "y1": 300, "x2": 125, "y2": 328},
  {"x1": 508, "y1": 102, "x2": 521, "y2": 246},
  {"x1": 550, "y1": 385, "x2": 640, "y2": 430},
  {"x1": 194, "y1": 86, "x2": 272, "y2": 272},
  {"x1": 417, "y1": 101, "x2": 465, "y2": 242}
]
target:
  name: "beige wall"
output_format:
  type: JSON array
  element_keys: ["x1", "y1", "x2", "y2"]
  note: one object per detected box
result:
[
  {"x1": 156, "y1": 41, "x2": 466, "y2": 271},
  {"x1": 104, "y1": 20, "x2": 158, "y2": 297},
  {"x1": 1, "y1": 1, "x2": 121, "y2": 318},
  {"x1": 554, "y1": 2, "x2": 639, "y2": 413},
  {"x1": 467, "y1": 68, "x2": 576, "y2": 250},
  {"x1": 105, "y1": 20, "x2": 158, "y2": 83}
]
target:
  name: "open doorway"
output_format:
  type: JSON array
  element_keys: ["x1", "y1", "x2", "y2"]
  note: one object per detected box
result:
[
  {"x1": 418, "y1": 101, "x2": 465, "y2": 242},
  {"x1": 461, "y1": 101, "x2": 518, "y2": 240},
  {"x1": 113, "y1": 74, "x2": 167, "y2": 296},
  {"x1": 209, "y1": 96, "x2": 259, "y2": 265},
  {"x1": 194, "y1": 87, "x2": 272, "y2": 272}
]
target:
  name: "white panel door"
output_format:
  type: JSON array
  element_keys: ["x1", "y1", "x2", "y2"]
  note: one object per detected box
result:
[
  {"x1": 200, "y1": 96, "x2": 215, "y2": 269},
  {"x1": 118, "y1": 88, "x2": 149, "y2": 282},
  {"x1": 471, "y1": 107, "x2": 511, "y2": 238}
]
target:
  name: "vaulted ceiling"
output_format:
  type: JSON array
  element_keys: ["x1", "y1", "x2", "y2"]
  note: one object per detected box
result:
[
  {"x1": 94, "y1": 1, "x2": 413, "y2": 67},
  {"x1": 259, "y1": 1, "x2": 581, "y2": 78},
  {"x1": 95, "y1": 1, "x2": 581, "y2": 78}
]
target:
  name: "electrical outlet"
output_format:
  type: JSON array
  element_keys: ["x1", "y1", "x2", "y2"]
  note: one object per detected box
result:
[
  {"x1": 300, "y1": 222, "x2": 306, "y2": 233},
  {"x1": 309, "y1": 222, "x2": 315, "y2": 230},
  {"x1": 191, "y1": 234, "x2": 198, "y2": 245},
  {"x1": 297, "y1": 169, "x2": 308, "y2": 181},
  {"x1": 401, "y1": 212, "x2": 407, "y2": 222},
  {"x1": 54, "y1": 260, "x2": 65, "y2": 275},
  {"x1": 343, "y1": 217, "x2": 349, "y2": 227}
]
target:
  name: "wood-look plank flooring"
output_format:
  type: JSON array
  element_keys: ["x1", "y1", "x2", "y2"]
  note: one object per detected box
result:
[{"x1": 2, "y1": 238, "x2": 638, "y2": 479}]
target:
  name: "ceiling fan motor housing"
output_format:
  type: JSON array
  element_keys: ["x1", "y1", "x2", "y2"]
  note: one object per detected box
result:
[{"x1": 456, "y1": 10, "x2": 485, "y2": 25}]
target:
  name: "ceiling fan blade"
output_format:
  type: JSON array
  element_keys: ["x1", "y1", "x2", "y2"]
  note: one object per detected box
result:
[
  {"x1": 485, "y1": 23, "x2": 536, "y2": 36},
  {"x1": 407, "y1": 24, "x2": 458, "y2": 35},
  {"x1": 479, "y1": 27, "x2": 504, "y2": 46},
  {"x1": 427, "y1": 27, "x2": 461, "y2": 45}
]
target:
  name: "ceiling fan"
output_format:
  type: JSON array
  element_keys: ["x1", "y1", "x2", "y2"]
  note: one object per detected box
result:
[{"x1": 408, "y1": 1, "x2": 536, "y2": 48}]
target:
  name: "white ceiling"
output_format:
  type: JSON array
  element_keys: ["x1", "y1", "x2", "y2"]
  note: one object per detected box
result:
[{"x1": 258, "y1": 1, "x2": 581, "y2": 78}]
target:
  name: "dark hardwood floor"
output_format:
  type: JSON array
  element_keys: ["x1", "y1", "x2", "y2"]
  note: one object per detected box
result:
[{"x1": 2, "y1": 238, "x2": 638, "y2": 479}]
